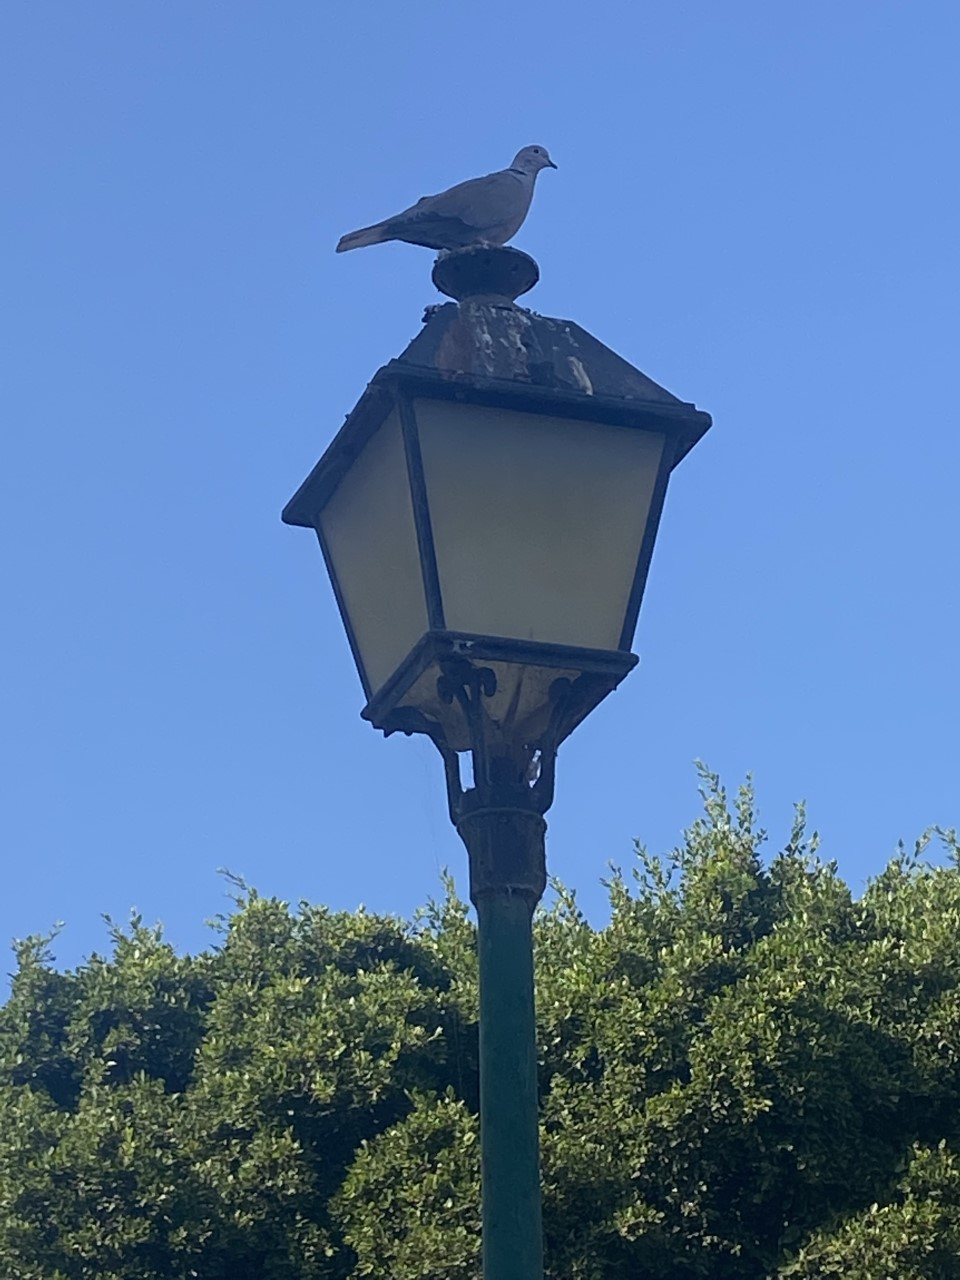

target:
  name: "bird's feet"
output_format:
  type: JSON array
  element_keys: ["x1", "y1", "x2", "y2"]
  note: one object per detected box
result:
[{"x1": 436, "y1": 241, "x2": 496, "y2": 262}]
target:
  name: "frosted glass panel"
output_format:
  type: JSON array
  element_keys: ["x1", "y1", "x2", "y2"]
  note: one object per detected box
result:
[
  {"x1": 319, "y1": 410, "x2": 427, "y2": 694},
  {"x1": 415, "y1": 400, "x2": 664, "y2": 651}
]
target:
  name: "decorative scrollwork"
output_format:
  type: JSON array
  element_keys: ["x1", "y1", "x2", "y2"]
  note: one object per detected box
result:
[
  {"x1": 382, "y1": 662, "x2": 615, "y2": 829},
  {"x1": 431, "y1": 661, "x2": 577, "y2": 825}
]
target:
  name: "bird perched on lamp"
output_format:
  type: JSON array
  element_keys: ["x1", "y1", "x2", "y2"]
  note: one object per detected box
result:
[{"x1": 336, "y1": 146, "x2": 557, "y2": 254}]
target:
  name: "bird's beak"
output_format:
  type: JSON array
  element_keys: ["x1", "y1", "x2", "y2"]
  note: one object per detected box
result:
[{"x1": 548, "y1": 159, "x2": 558, "y2": 169}]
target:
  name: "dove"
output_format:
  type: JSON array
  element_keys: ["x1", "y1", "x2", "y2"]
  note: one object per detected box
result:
[{"x1": 336, "y1": 146, "x2": 557, "y2": 254}]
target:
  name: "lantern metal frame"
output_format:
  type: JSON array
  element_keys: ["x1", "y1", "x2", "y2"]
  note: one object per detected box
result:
[{"x1": 282, "y1": 361, "x2": 708, "y2": 761}]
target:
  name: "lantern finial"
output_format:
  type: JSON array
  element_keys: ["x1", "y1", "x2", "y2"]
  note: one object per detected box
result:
[{"x1": 432, "y1": 245, "x2": 540, "y2": 305}]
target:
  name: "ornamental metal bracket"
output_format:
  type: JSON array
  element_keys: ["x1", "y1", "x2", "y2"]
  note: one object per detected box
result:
[
  {"x1": 430, "y1": 658, "x2": 581, "y2": 826},
  {"x1": 380, "y1": 662, "x2": 620, "y2": 828}
]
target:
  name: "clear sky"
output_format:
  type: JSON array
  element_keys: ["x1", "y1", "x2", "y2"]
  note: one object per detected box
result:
[{"x1": 2, "y1": 2, "x2": 958, "y2": 984}]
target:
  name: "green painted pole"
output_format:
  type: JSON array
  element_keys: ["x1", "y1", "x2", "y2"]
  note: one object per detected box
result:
[{"x1": 459, "y1": 805, "x2": 547, "y2": 1280}]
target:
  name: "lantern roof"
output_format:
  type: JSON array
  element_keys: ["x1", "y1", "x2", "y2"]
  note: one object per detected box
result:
[
  {"x1": 407, "y1": 257, "x2": 692, "y2": 399},
  {"x1": 283, "y1": 247, "x2": 710, "y2": 530}
]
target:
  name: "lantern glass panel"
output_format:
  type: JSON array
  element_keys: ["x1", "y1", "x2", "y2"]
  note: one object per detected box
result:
[
  {"x1": 415, "y1": 399, "x2": 665, "y2": 652},
  {"x1": 319, "y1": 409, "x2": 427, "y2": 694}
]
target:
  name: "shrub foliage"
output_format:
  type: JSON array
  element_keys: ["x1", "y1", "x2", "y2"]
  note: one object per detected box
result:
[{"x1": 2, "y1": 772, "x2": 959, "y2": 1278}]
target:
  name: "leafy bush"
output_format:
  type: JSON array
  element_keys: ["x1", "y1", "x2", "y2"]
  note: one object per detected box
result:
[{"x1": 2, "y1": 773, "x2": 958, "y2": 1278}]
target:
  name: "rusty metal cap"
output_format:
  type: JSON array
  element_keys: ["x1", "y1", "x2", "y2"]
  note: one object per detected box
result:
[{"x1": 431, "y1": 245, "x2": 539, "y2": 305}]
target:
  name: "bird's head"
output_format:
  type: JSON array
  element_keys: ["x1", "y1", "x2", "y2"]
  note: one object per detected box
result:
[{"x1": 511, "y1": 145, "x2": 558, "y2": 175}]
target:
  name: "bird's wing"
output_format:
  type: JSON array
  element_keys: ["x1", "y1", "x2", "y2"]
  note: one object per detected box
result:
[{"x1": 392, "y1": 168, "x2": 524, "y2": 235}]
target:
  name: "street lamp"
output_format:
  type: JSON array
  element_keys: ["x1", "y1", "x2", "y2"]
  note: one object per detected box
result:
[{"x1": 283, "y1": 245, "x2": 711, "y2": 1280}]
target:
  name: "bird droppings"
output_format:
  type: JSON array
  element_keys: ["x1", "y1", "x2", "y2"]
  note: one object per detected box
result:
[
  {"x1": 471, "y1": 314, "x2": 496, "y2": 365},
  {"x1": 423, "y1": 301, "x2": 626, "y2": 394},
  {"x1": 566, "y1": 356, "x2": 594, "y2": 395}
]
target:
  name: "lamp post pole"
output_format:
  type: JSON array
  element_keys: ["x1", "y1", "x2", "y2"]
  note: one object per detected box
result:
[
  {"x1": 466, "y1": 805, "x2": 545, "y2": 1280},
  {"x1": 429, "y1": 649, "x2": 567, "y2": 1280}
]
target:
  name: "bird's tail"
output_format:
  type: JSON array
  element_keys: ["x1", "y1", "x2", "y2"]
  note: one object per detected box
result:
[{"x1": 336, "y1": 222, "x2": 391, "y2": 253}]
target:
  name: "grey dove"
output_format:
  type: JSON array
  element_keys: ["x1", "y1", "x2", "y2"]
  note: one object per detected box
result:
[{"x1": 336, "y1": 146, "x2": 557, "y2": 254}]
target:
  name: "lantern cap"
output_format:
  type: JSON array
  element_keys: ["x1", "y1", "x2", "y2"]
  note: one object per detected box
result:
[{"x1": 432, "y1": 245, "x2": 539, "y2": 304}]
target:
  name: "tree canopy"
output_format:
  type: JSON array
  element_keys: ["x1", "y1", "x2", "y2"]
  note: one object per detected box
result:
[{"x1": 2, "y1": 771, "x2": 959, "y2": 1279}]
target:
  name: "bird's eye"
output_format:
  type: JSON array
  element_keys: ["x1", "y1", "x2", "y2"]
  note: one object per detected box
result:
[{"x1": 532, "y1": 148, "x2": 541, "y2": 154}]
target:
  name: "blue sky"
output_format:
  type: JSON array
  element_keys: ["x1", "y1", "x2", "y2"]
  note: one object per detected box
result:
[{"x1": 2, "y1": 1, "x2": 958, "y2": 982}]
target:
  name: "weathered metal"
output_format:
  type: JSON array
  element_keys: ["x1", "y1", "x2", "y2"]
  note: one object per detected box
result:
[
  {"x1": 473, "y1": 868, "x2": 545, "y2": 1280},
  {"x1": 432, "y1": 244, "x2": 540, "y2": 304}
]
